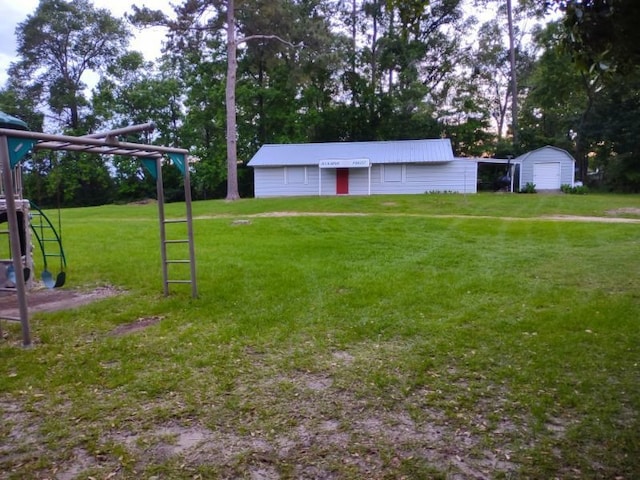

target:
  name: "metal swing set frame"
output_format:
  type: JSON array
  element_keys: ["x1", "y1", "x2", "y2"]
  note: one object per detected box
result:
[{"x1": 0, "y1": 122, "x2": 197, "y2": 347}]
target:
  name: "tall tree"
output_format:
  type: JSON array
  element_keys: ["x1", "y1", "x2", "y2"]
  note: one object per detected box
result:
[
  {"x1": 519, "y1": 23, "x2": 580, "y2": 146},
  {"x1": 552, "y1": 0, "x2": 640, "y2": 76},
  {"x1": 12, "y1": 0, "x2": 129, "y2": 131},
  {"x1": 543, "y1": 0, "x2": 640, "y2": 186},
  {"x1": 8, "y1": 0, "x2": 131, "y2": 207},
  {"x1": 133, "y1": 0, "x2": 296, "y2": 200}
]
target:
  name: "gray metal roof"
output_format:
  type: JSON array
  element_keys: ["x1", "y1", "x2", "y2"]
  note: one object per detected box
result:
[
  {"x1": 248, "y1": 139, "x2": 454, "y2": 167},
  {"x1": 515, "y1": 145, "x2": 575, "y2": 162}
]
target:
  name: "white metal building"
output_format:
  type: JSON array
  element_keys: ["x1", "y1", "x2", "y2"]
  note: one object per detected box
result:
[
  {"x1": 248, "y1": 139, "x2": 477, "y2": 197},
  {"x1": 516, "y1": 145, "x2": 576, "y2": 190}
]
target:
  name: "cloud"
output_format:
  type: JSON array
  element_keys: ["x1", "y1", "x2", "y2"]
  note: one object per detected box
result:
[
  {"x1": 0, "y1": 1, "x2": 37, "y2": 86},
  {"x1": 1, "y1": 1, "x2": 172, "y2": 88}
]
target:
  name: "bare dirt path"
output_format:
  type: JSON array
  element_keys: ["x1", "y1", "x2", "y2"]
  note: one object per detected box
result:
[
  {"x1": 197, "y1": 211, "x2": 640, "y2": 223},
  {"x1": 0, "y1": 285, "x2": 120, "y2": 319}
]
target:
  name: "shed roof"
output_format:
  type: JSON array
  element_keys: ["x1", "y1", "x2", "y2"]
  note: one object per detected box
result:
[
  {"x1": 515, "y1": 145, "x2": 575, "y2": 163},
  {"x1": 248, "y1": 139, "x2": 454, "y2": 167}
]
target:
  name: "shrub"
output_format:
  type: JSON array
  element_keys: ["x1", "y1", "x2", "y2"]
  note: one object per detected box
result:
[
  {"x1": 561, "y1": 184, "x2": 589, "y2": 194},
  {"x1": 520, "y1": 182, "x2": 537, "y2": 193}
]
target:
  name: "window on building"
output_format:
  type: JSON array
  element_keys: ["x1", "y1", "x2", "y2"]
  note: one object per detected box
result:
[
  {"x1": 383, "y1": 164, "x2": 402, "y2": 182},
  {"x1": 285, "y1": 166, "x2": 307, "y2": 184}
]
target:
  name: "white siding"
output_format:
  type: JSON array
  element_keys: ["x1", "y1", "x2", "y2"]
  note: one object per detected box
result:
[
  {"x1": 369, "y1": 161, "x2": 477, "y2": 194},
  {"x1": 254, "y1": 167, "x2": 320, "y2": 197},
  {"x1": 332, "y1": 160, "x2": 476, "y2": 196},
  {"x1": 252, "y1": 161, "x2": 478, "y2": 197},
  {"x1": 519, "y1": 147, "x2": 575, "y2": 189},
  {"x1": 383, "y1": 164, "x2": 403, "y2": 182}
]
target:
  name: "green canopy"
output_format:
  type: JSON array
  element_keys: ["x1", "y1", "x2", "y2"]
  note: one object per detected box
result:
[{"x1": 0, "y1": 111, "x2": 29, "y2": 131}]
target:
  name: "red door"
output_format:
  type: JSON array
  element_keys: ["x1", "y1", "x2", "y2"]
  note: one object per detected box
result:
[{"x1": 336, "y1": 168, "x2": 349, "y2": 194}]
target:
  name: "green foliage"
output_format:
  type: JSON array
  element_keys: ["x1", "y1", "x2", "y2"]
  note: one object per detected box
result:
[
  {"x1": 538, "y1": 2, "x2": 640, "y2": 188},
  {"x1": 561, "y1": 183, "x2": 588, "y2": 194},
  {"x1": 5, "y1": 0, "x2": 640, "y2": 206},
  {"x1": 520, "y1": 182, "x2": 537, "y2": 193},
  {"x1": 518, "y1": 21, "x2": 585, "y2": 152},
  {"x1": 0, "y1": 80, "x2": 44, "y2": 132},
  {"x1": 12, "y1": 0, "x2": 129, "y2": 130},
  {"x1": 584, "y1": 71, "x2": 640, "y2": 192},
  {"x1": 554, "y1": 0, "x2": 640, "y2": 76}
]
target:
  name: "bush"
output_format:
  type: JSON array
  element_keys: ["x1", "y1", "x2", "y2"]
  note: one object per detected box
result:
[
  {"x1": 561, "y1": 184, "x2": 589, "y2": 194},
  {"x1": 520, "y1": 182, "x2": 537, "y2": 193}
]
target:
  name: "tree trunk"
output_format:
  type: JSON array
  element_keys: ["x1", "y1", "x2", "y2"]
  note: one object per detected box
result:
[
  {"x1": 225, "y1": 0, "x2": 240, "y2": 200},
  {"x1": 506, "y1": 0, "x2": 518, "y2": 147}
]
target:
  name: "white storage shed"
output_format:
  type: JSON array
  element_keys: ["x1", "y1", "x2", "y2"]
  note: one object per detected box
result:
[
  {"x1": 247, "y1": 139, "x2": 477, "y2": 197},
  {"x1": 516, "y1": 146, "x2": 576, "y2": 191}
]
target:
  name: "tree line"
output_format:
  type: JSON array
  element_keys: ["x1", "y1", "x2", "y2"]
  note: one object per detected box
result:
[{"x1": 1, "y1": 0, "x2": 638, "y2": 207}]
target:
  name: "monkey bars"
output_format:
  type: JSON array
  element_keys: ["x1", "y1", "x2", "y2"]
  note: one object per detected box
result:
[{"x1": 0, "y1": 122, "x2": 197, "y2": 347}]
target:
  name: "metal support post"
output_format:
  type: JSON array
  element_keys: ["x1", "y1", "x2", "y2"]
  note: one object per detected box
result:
[
  {"x1": 0, "y1": 135, "x2": 31, "y2": 347},
  {"x1": 156, "y1": 157, "x2": 169, "y2": 296}
]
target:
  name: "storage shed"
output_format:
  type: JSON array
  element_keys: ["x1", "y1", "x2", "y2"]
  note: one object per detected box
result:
[
  {"x1": 516, "y1": 146, "x2": 576, "y2": 191},
  {"x1": 248, "y1": 139, "x2": 477, "y2": 197}
]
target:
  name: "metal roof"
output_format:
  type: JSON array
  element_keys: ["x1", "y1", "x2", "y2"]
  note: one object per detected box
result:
[
  {"x1": 248, "y1": 139, "x2": 454, "y2": 167},
  {"x1": 515, "y1": 145, "x2": 575, "y2": 163}
]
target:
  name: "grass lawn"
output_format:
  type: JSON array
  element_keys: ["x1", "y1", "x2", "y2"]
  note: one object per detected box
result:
[{"x1": 1, "y1": 193, "x2": 639, "y2": 479}]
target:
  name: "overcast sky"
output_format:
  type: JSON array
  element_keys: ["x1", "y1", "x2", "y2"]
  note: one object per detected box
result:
[{"x1": 0, "y1": 0, "x2": 174, "y2": 87}]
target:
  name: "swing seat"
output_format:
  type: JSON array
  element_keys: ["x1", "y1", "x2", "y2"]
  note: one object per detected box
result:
[
  {"x1": 7, "y1": 264, "x2": 31, "y2": 284},
  {"x1": 54, "y1": 271, "x2": 65, "y2": 288},
  {"x1": 41, "y1": 270, "x2": 65, "y2": 289},
  {"x1": 41, "y1": 270, "x2": 55, "y2": 289}
]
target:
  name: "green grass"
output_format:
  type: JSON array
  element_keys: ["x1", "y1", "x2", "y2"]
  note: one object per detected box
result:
[{"x1": 1, "y1": 193, "x2": 640, "y2": 479}]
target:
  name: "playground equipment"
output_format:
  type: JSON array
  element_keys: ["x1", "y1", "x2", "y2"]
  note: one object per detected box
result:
[
  {"x1": 29, "y1": 202, "x2": 67, "y2": 288},
  {"x1": 0, "y1": 112, "x2": 197, "y2": 347}
]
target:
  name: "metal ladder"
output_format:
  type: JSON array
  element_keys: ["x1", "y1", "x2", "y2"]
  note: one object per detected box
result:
[{"x1": 155, "y1": 158, "x2": 197, "y2": 298}]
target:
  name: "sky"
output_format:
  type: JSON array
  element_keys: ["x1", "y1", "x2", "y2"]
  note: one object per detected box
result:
[{"x1": 0, "y1": 0, "x2": 175, "y2": 87}]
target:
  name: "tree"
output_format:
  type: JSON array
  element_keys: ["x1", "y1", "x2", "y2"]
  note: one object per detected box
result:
[
  {"x1": 519, "y1": 23, "x2": 579, "y2": 145},
  {"x1": 226, "y1": 0, "x2": 299, "y2": 199},
  {"x1": 7, "y1": 0, "x2": 130, "y2": 206},
  {"x1": 466, "y1": 0, "x2": 540, "y2": 151},
  {"x1": 12, "y1": 0, "x2": 129, "y2": 131},
  {"x1": 132, "y1": 0, "x2": 297, "y2": 200},
  {"x1": 550, "y1": 0, "x2": 640, "y2": 76},
  {"x1": 543, "y1": 0, "x2": 640, "y2": 187},
  {"x1": 91, "y1": 52, "x2": 184, "y2": 202},
  {"x1": 588, "y1": 73, "x2": 640, "y2": 191}
]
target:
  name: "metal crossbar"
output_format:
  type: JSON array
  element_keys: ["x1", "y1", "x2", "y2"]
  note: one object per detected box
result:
[{"x1": 1, "y1": 123, "x2": 197, "y2": 347}]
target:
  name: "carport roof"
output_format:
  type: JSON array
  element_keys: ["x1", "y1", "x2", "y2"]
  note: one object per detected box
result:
[{"x1": 248, "y1": 139, "x2": 454, "y2": 167}]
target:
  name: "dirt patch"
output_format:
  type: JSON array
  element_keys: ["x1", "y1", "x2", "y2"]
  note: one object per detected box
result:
[
  {"x1": 605, "y1": 207, "x2": 640, "y2": 217},
  {"x1": 542, "y1": 214, "x2": 640, "y2": 223},
  {"x1": 0, "y1": 285, "x2": 121, "y2": 320},
  {"x1": 196, "y1": 211, "x2": 640, "y2": 224},
  {"x1": 127, "y1": 198, "x2": 156, "y2": 205},
  {"x1": 109, "y1": 315, "x2": 163, "y2": 336},
  {"x1": 251, "y1": 211, "x2": 368, "y2": 218}
]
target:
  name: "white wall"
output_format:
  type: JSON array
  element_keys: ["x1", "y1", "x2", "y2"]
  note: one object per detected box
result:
[
  {"x1": 520, "y1": 148, "x2": 575, "y2": 189},
  {"x1": 252, "y1": 160, "x2": 478, "y2": 197}
]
